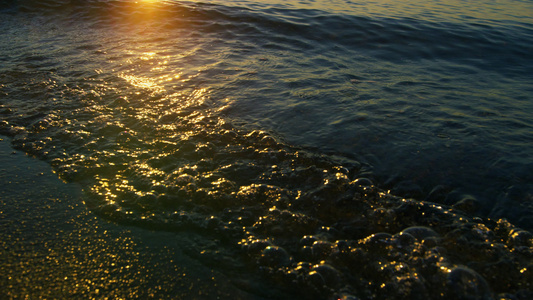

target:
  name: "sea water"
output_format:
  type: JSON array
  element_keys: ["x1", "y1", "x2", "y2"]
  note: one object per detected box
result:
[{"x1": 1, "y1": 0, "x2": 532, "y2": 299}]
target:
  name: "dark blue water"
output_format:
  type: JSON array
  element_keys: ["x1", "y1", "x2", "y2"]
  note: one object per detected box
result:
[{"x1": 1, "y1": 0, "x2": 533, "y2": 299}]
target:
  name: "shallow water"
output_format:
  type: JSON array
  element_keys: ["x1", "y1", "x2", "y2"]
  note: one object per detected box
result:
[
  {"x1": 0, "y1": 138, "x2": 263, "y2": 299},
  {"x1": 1, "y1": 0, "x2": 532, "y2": 298}
]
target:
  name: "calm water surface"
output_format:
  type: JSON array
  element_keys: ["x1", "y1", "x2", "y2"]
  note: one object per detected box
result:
[{"x1": 1, "y1": 0, "x2": 532, "y2": 298}]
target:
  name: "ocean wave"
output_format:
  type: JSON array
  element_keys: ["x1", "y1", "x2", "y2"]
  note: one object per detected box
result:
[{"x1": 1, "y1": 1, "x2": 532, "y2": 298}]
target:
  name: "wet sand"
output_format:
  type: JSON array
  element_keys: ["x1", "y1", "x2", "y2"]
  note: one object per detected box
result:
[{"x1": 0, "y1": 137, "x2": 263, "y2": 299}]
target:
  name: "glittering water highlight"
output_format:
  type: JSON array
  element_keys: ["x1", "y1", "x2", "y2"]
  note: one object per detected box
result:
[{"x1": 1, "y1": 0, "x2": 532, "y2": 299}]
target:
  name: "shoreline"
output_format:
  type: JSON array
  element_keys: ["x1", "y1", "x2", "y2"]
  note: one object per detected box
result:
[{"x1": 0, "y1": 137, "x2": 262, "y2": 299}]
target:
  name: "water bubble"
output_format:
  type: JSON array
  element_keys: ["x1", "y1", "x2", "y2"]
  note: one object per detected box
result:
[
  {"x1": 401, "y1": 226, "x2": 440, "y2": 242},
  {"x1": 261, "y1": 135, "x2": 276, "y2": 146},
  {"x1": 136, "y1": 193, "x2": 157, "y2": 210},
  {"x1": 334, "y1": 240, "x2": 350, "y2": 252},
  {"x1": 392, "y1": 232, "x2": 417, "y2": 249},
  {"x1": 311, "y1": 263, "x2": 342, "y2": 289},
  {"x1": 391, "y1": 180, "x2": 423, "y2": 199},
  {"x1": 335, "y1": 293, "x2": 359, "y2": 300},
  {"x1": 352, "y1": 177, "x2": 373, "y2": 187},
  {"x1": 509, "y1": 229, "x2": 533, "y2": 248},
  {"x1": 311, "y1": 240, "x2": 333, "y2": 260},
  {"x1": 300, "y1": 245, "x2": 313, "y2": 260},
  {"x1": 363, "y1": 232, "x2": 392, "y2": 245},
  {"x1": 205, "y1": 216, "x2": 221, "y2": 231},
  {"x1": 425, "y1": 185, "x2": 451, "y2": 203},
  {"x1": 453, "y1": 195, "x2": 480, "y2": 213},
  {"x1": 259, "y1": 246, "x2": 291, "y2": 268},
  {"x1": 30, "y1": 119, "x2": 50, "y2": 132},
  {"x1": 246, "y1": 239, "x2": 272, "y2": 255},
  {"x1": 221, "y1": 130, "x2": 238, "y2": 142},
  {"x1": 447, "y1": 266, "x2": 492, "y2": 299},
  {"x1": 308, "y1": 270, "x2": 326, "y2": 288}
]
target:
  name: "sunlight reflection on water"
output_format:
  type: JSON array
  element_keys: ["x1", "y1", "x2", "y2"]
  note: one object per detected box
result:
[{"x1": 1, "y1": 0, "x2": 532, "y2": 298}]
